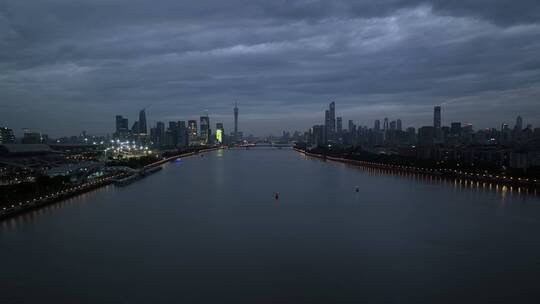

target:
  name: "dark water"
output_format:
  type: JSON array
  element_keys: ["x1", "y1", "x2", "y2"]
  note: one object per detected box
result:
[{"x1": 2, "y1": 148, "x2": 540, "y2": 303}]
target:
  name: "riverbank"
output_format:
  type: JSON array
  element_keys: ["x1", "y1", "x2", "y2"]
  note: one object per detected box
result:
[
  {"x1": 0, "y1": 146, "x2": 223, "y2": 221},
  {"x1": 0, "y1": 172, "x2": 124, "y2": 220},
  {"x1": 145, "y1": 146, "x2": 222, "y2": 168},
  {"x1": 294, "y1": 147, "x2": 540, "y2": 191}
]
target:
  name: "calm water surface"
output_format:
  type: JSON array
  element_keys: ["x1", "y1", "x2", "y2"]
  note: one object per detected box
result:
[{"x1": 2, "y1": 148, "x2": 540, "y2": 303}]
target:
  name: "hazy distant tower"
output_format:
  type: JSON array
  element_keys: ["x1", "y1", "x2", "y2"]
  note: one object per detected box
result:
[
  {"x1": 325, "y1": 110, "x2": 331, "y2": 141},
  {"x1": 234, "y1": 102, "x2": 239, "y2": 142},
  {"x1": 434, "y1": 106, "x2": 441, "y2": 129},
  {"x1": 139, "y1": 108, "x2": 147, "y2": 135},
  {"x1": 434, "y1": 106, "x2": 442, "y2": 142},
  {"x1": 515, "y1": 115, "x2": 523, "y2": 131},
  {"x1": 329, "y1": 101, "x2": 336, "y2": 134}
]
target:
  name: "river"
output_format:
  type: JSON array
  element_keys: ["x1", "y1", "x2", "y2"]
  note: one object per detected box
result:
[{"x1": 2, "y1": 148, "x2": 540, "y2": 303}]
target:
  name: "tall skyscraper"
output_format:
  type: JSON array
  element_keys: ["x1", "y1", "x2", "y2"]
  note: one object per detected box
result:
[
  {"x1": 374, "y1": 120, "x2": 380, "y2": 132},
  {"x1": 325, "y1": 110, "x2": 331, "y2": 139},
  {"x1": 156, "y1": 121, "x2": 165, "y2": 146},
  {"x1": 234, "y1": 102, "x2": 239, "y2": 142},
  {"x1": 168, "y1": 121, "x2": 177, "y2": 132},
  {"x1": 312, "y1": 125, "x2": 326, "y2": 146},
  {"x1": 434, "y1": 106, "x2": 441, "y2": 129},
  {"x1": 336, "y1": 117, "x2": 343, "y2": 134},
  {"x1": 390, "y1": 120, "x2": 397, "y2": 131},
  {"x1": 329, "y1": 101, "x2": 336, "y2": 134},
  {"x1": 434, "y1": 106, "x2": 442, "y2": 142},
  {"x1": 139, "y1": 109, "x2": 147, "y2": 135},
  {"x1": 115, "y1": 115, "x2": 129, "y2": 137},
  {"x1": 383, "y1": 118, "x2": 389, "y2": 131},
  {"x1": 150, "y1": 127, "x2": 157, "y2": 145},
  {"x1": 348, "y1": 120, "x2": 355, "y2": 133},
  {"x1": 151, "y1": 123, "x2": 164, "y2": 146},
  {"x1": 515, "y1": 115, "x2": 523, "y2": 131},
  {"x1": 396, "y1": 119, "x2": 402, "y2": 131},
  {"x1": 216, "y1": 122, "x2": 224, "y2": 144},
  {"x1": 188, "y1": 120, "x2": 198, "y2": 142},
  {"x1": 166, "y1": 121, "x2": 177, "y2": 147},
  {"x1": 176, "y1": 121, "x2": 188, "y2": 148},
  {"x1": 200, "y1": 114, "x2": 210, "y2": 145}
]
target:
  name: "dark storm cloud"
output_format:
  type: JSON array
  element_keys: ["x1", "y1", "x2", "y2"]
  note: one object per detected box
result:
[{"x1": 1, "y1": 0, "x2": 540, "y2": 136}]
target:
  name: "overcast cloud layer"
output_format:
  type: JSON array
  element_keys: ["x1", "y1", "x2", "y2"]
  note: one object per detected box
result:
[{"x1": 1, "y1": 0, "x2": 540, "y2": 136}]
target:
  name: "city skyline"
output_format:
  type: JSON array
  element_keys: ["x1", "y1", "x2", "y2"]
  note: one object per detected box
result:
[
  {"x1": 2, "y1": 1, "x2": 540, "y2": 136},
  {"x1": 3, "y1": 102, "x2": 538, "y2": 139}
]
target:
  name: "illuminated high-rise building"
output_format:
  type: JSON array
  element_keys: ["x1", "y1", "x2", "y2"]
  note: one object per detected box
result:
[
  {"x1": 188, "y1": 120, "x2": 198, "y2": 142},
  {"x1": 216, "y1": 123, "x2": 224, "y2": 144},
  {"x1": 200, "y1": 114, "x2": 210, "y2": 145}
]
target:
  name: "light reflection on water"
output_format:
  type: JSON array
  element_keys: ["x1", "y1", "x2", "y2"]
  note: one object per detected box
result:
[
  {"x1": 3, "y1": 152, "x2": 537, "y2": 231},
  {"x1": 2, "y1": 148, "x2": 540, "y2": 303},
  {"x1": 310, "y1": 155, "x2": 538, "y2": 200},
  {"x1": 1, "y1": 185, "x2": 115, "y2": 232}
]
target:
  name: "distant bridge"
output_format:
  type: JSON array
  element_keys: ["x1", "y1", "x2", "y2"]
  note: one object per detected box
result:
[{"x1": 237, "y1": 142, "x2": 294, "y2": 148}]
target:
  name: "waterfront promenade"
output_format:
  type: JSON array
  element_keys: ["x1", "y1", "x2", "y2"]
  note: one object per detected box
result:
[
  {"x1": 0, "y1": 146, "x2": 222, "y2": 220},
  {"x1": 294, "y1": 147, "x2": 540, "y2": 192}
]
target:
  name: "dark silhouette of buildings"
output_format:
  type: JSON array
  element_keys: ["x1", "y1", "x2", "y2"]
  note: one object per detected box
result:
[
  {"x1": 0, "y1": 127, "x2": 15, "y2": 144},
  {"x1": 234, "y1": 103, "x2": 239, "y2": 142},
  {"x1": 138, "y1": 109, "x2": 147, "y2": 135}
]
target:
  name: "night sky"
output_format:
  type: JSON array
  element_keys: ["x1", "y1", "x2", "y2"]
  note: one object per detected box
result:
[{"x1": 1, "y1": 1, "x2": 540, "y2": 136}]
